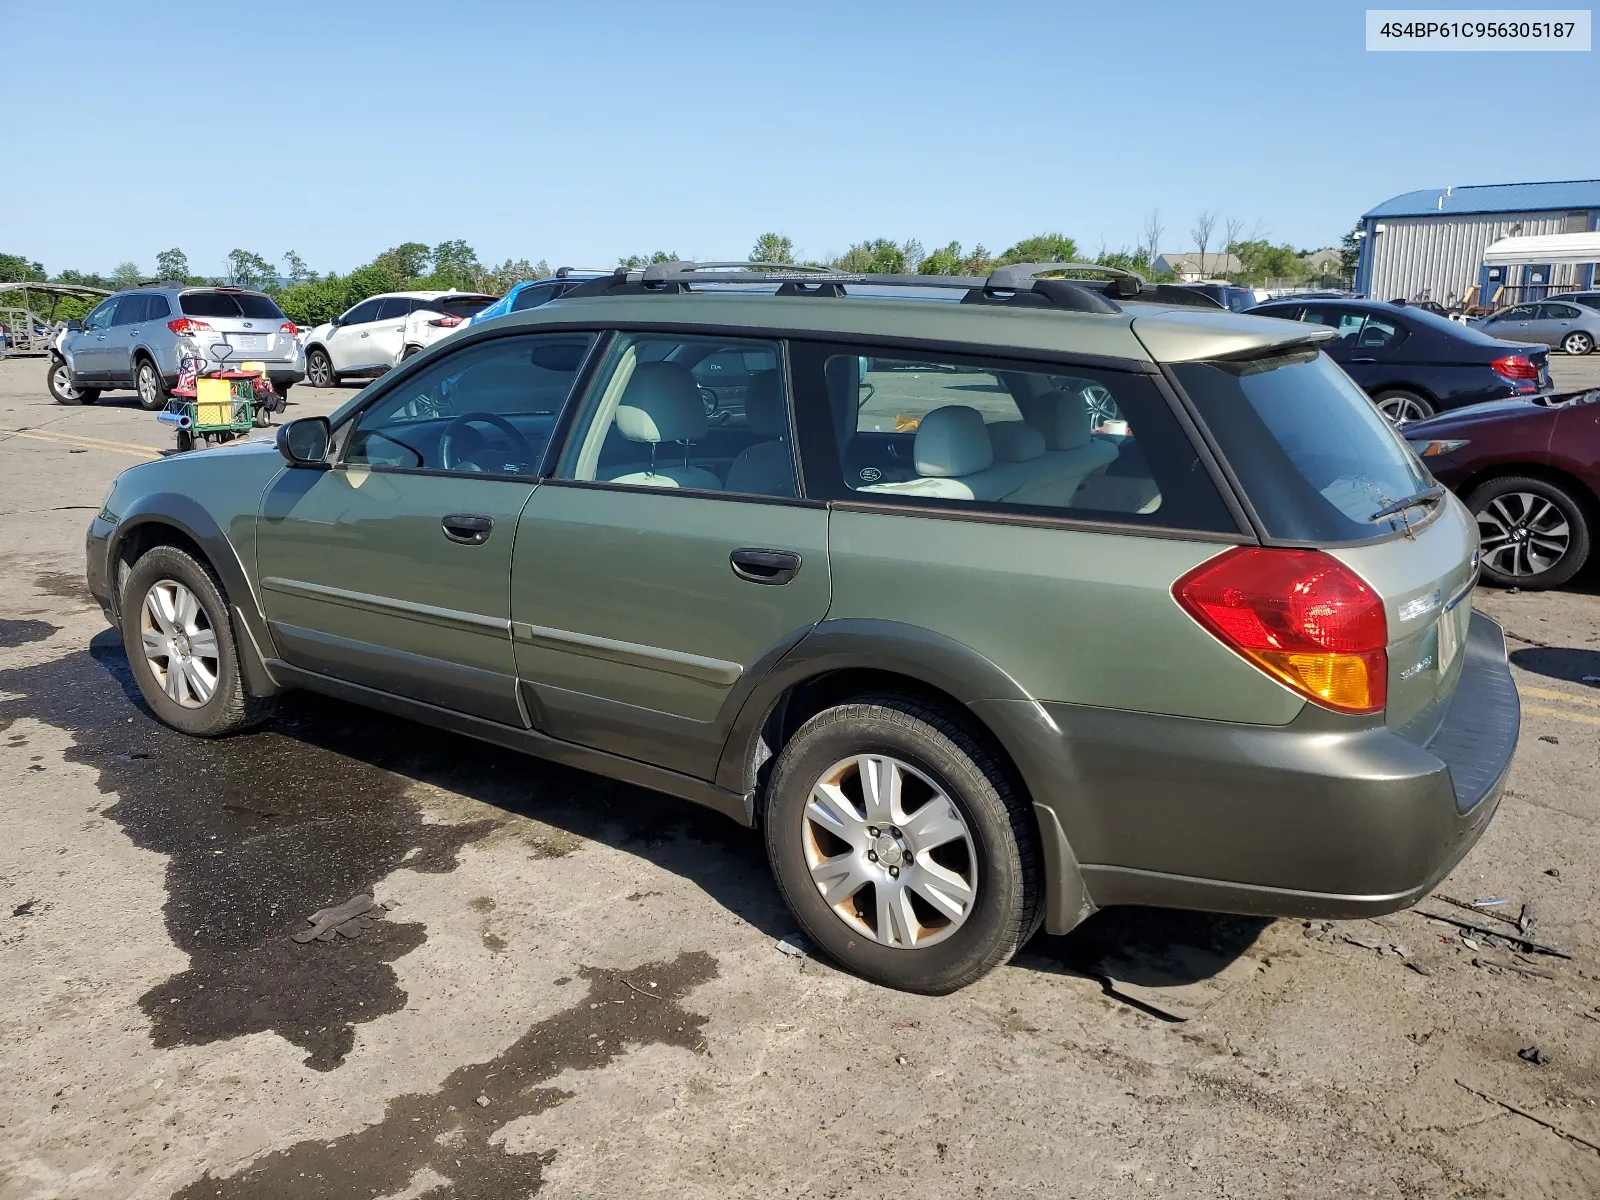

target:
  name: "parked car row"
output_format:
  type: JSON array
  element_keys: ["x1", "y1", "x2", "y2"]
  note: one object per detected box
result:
[{"x1": 85, "y1": 261, "x2": 1517, "y2": 994}]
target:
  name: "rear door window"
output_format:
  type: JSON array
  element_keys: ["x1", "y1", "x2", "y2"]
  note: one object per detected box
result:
[
  {"x1": 1173, "y1": 350, "x2": 1434, "y2": 542},
  {"x1": 376, "y1": 297, "x2": 413, "y2": 320},
  {"x1": 146, "y1": 294, "x2": 172, "y2": 319},
  {"x1": 112, "y1": 295, "x2": 148, "y2": 325},
  {"x1": 1354, "y1": 313, "x2": 1408, "y2": 351},
  {"x1": 790, "y1": 344, "x2": 1238, "y2": 532}
]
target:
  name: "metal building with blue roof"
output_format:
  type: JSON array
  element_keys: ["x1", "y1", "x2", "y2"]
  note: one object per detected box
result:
[{"x1": 1356, "y1": 179, "x2": 1600, "y2": 307}]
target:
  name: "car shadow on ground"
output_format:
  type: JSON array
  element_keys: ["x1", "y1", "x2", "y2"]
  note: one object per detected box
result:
[
  {"x1": 1510, "y1": 645, "x2": 1600, "y2": 685},
  {"x1": 19, "y1": 629, "x2": 1268, "y2": 1022}
]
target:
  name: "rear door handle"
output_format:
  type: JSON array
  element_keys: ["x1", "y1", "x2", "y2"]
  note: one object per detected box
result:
[
  {"x1": 442, "y1": 513, "x2": 494, "y2": 545},
  {"x1": 730, "y1": 547, "x2": 801, "y2": 585}
]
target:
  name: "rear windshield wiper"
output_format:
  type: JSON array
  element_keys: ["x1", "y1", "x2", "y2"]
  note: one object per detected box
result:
[{"x1": 1369, "y1": 484, "x2": 1445, "y2": 522}]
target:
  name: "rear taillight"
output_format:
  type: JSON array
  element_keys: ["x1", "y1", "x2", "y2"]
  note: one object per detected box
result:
[
  {"x1": 1490, "y1": 354, "x2": 1539, "y2": 380},
  {"x1": 1173, "y1": 547, "x2": 1388, "y2": 714},
  {"x1": 167, "y1": 317, "x2": 213, "y2": 336},
  {"x1": 428, "y1": 314, "x2": 464, "y2": 327},
  {"x1": 279, "y1": 322, "x2": 297, "y2": 336}
]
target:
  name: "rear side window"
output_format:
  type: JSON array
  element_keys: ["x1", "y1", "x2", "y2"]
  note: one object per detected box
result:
[
  {"x1": 1173, "y1": 350, "x2": 1432, "y2": 542},
  {"x1": 792, "y1": 345, "x2": 1237, "y2": 532}
]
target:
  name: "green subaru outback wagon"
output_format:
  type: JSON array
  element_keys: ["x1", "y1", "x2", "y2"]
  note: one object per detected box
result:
[{"x1": 86, "y1": 262, "x2": 1519, "y2": 993}]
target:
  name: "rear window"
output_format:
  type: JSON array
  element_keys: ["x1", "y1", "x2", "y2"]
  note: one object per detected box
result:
[
  {"x1": 1174, "y1": 350, "x2": 1432, "y2": 542},
  {"x1": 439, "y1": 296, "x2": 495, "y2": 318},
  {"x1": 180, "y1": 291, "x2": 285, "y2": 320}
]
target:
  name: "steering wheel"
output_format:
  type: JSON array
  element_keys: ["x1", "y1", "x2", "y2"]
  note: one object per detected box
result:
[{"x1": 439, "y1": 412, "x2": 538, "y2": 474}]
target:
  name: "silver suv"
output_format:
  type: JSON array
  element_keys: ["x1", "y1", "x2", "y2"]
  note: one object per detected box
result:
[{"x1": 50, "y1": 286, "x2": 305, "y2": 409}]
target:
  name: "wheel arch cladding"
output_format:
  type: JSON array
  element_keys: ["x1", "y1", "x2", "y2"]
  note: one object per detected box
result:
[
  {"x1": 110, "y1": 498, "x2": 280, "y2": 697},
  {"x1": 716, "y1": 618, "x2": 1095, "y2": 935}
]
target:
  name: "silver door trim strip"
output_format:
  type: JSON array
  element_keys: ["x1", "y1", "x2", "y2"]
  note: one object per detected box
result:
[
  {"x1": 261, "y1": 577, "x2": 509, "y2": 634},
  {"x1": 511, "y1": 620, "x2": 742, "y2": 686}
]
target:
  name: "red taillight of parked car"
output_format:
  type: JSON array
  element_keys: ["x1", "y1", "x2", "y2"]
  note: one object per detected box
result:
[
  {"x1": 1490, "y1": 355, "x2": 1539, "y2": 380},
  {"x1": 279, "y1": 322, "x2": 297, "y2": 336},
  {"x1": 1173, "y1": 547, "x2": 1388, "y2": 714},
  {"x1": 428, "y1": 314, "x2": 464, "y2": 327},
  {"x1": 166, "y1": 317, "x2": 213, "y2": 336}
]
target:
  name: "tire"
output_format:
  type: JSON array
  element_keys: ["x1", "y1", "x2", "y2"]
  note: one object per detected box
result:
[
  {"x1": 763, "y1": 694, "x2": 1041, "y2": 993},
  {"x1": 119, "y1": 545, "x2": 272, "y2": 736},
  {"x1": 134, "y1": 356, "x2": 170, "y2": 411},
  {"x1": 1467, "y1": 475, "x2": 1591, "y2": 591},
  {"x1": 174, "y1": 429, "x2": 194, "y2": 453},
  {"x1": 1562, "y1": 331, "x2": 1594, "y2": 356},
  {"x1": 48, "y1": 356, "x2": 97, "y2": 405},
  {"x1": 1372, "y1": 390, "x2": 1434, "y2": 425},
  {"x1": 305, "y1": 347, "x2": 338, "y2": 388},
  {"x1": 400, "y1": 344, "x2": 422, "y2": 361}
]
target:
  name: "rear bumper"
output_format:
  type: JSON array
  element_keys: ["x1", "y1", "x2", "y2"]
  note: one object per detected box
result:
[{"x1": 990, "y1": 611, "x2": 1518, "y2": 932}]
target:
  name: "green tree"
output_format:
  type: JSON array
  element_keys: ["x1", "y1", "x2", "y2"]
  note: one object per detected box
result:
[
  {"x1": 226, "y1": 249, "x2": 276, "y2": 291},
  {"x1": 0, "y1": 253, "x2": 47, "y2": 283},
  {"x1": 155, "y1": 248, "x2": 189, "y2": 282},
  {"x1": 831, "y1": 239, "x2": 906, "y2": 273},
  {"x1": 1339, "y1": 224, "x2": 1362, "y2": 278},
  {"x1": 112, "y1": 261, "x2": 143, "y2": 289},
  {"x1": 919, "y1": 241, "x2": 965, "y2": 274},
  {"x1": 481, "y1": 258, "x2": 550, "y2": 296},
  {"x1": 429, "y1": 240, "x2": 482, "y2": 290},
  {"x1": 997, "y1": 233, "x2": 1078, "y2": 265},
  {"x1": 375, "y1": 242, "x2": 432, "y2": 280},
  {"x1": 958, "y1": 244, "x2": 996, "y2": 276},
  {"x1": 1228, "y1": 239, "x2": 1308, "y2": 285},
  {"x1": 618, "y1": 251, "x2": 678, "y2": 268},
  {"x1": 749, "y1": 233, "x2": 795, "y2": 264},
  {"x1": 281, "y1": 250, "x2": 317, "y2": 285},
  {"x1": 53, "y1": 268, "x2": 111, "y2": 289}
]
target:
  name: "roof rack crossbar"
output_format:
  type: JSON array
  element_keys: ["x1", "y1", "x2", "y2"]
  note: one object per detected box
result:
[
  {"x1": 639, "y1": 260, "x2": 832, "y2": 282},
  {"x1": 982, "y1": 261, "x2": 1147, "y2": 295}
]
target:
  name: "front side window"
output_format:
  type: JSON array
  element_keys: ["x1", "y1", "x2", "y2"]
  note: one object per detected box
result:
[
  {"x1": 558, "y1": 333, "x2": 798, "y2": 498},
  {"x1": 345, "y1": 332, "x2": 596, "y2": 474},
  {"x1": 1496, "y1": 304, "x2": 1538, "y2": 321},
  {"x1": 341, "y1": 299, "x2": 384, "y2": 326},
  {"x1": 1174, "y1": 349, "x2": 1432, "y2": 542},
  {"x1": 799, "y1": 346, "x2": 1236, "y2": 531},
  {"x1": 83, "y1": 299, "x2": 116, "y2": 331}
]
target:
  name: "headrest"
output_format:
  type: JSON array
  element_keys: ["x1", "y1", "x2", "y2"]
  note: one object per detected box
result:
[
  {"x1": 1040, "y1": 390, "x2": 1093, "y2": 450},
  {"x1": 987, "y1": 420, "x2": 1045, "y2": 462},
  {"x1": 914, "y1": 405, "x2": 993, "y2": 477},
  {"x1": 616, "y1": 361, "x2": 707, "y2": 444},
  {"x1": 743, "y1": 370, "x2": 787, "y2": 438}
]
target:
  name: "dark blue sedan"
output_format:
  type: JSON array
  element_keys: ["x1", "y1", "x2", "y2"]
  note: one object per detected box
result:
[{"x1": 1246, "y1": 298, "x2": 1552, "y2": 423}]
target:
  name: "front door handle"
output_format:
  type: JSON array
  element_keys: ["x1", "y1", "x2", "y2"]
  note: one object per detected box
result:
[
  {"x1": 442, "y1": 513, "x2": 494, "y2": 545},
  {"x1": 730, "y1": 547, "x2": 801, "y2": 585},
  {"x1": 1350, "y1": 356, "x2": 1377, "y2": 363}
]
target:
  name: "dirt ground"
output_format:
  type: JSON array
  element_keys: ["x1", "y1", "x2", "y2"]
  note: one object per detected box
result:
[{"x1": 2, "y1": 352, "x2": 1598, "y2": 1200}]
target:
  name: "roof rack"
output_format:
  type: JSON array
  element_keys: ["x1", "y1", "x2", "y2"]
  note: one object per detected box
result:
[
  {"x1": 553, "y1": 266, "x2": 618, "y2": 278},
  {"x1": 561, "y1": 259, "x2": 1129, "y2": 314}
]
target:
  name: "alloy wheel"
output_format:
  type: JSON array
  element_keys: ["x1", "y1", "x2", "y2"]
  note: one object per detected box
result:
[
  {"x1": 1377, "y1": 395, "x2": 1429, "y2": 425},
  {"x1": 802, "y1": 753, "x2": 977, "y2": 949},
  {"x1": 1477, "y1": 493, "x2": 1571, "y2": 579},
  {"x1": 1563, "y1": 331, "x2": 1594, "y2": 356},
  {"x1": 308, "y1": 353, "x2": 331, "y2": 387},
  {"x1": 137, "y1": 361, "x2": 164, "y2": 409},
  {"x1": 139, "y1": 579, "x2": 220, "y2": 708},
  {"x1": 52, "y1": 362, "x2": 81, "y2": 401}
]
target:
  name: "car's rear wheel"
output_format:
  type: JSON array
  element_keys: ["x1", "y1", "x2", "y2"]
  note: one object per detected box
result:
[
  {"x1": 400, "y1": 344, "x2": 422, "y2": 361},
  {"x1": 306, "y1": 348, "x2": 338, "y2": 388},
  {"x1": 763, "y1": 694, "x2": 1040, "y2": 993},
  {"x1": 48, "y1": 356, "x2": 97, "y2": 404},
  {"x1": 1372, "y1": 390, "x2": 1434, "y2": 425},
  {"x1": 1468, "y1": 475, "x2": 1591, "y2": 590},
  {"x1": 135, "y1": 357, "x2": 170, "y2": 411},
  {"x1": 120, "y1": 545, "x2": 272, "y2": 736},
  {"x1": 1562, "y1": 331, "x2": 1594, "y2": 356}
]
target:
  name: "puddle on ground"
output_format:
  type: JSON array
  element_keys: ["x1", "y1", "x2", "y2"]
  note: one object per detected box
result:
[{"x1": 171, "y1": 951, "x2": 718, "y2": 1199}]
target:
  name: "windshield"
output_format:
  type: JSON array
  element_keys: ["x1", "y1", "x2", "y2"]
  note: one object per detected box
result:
[{"x1": 1173, "y1": 350, "x2": 1433, "y2": 542}]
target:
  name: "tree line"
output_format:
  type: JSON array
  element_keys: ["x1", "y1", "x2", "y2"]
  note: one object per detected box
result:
[{"x1": 2, "y1": 216, "x2": 1351, "y2": 328}]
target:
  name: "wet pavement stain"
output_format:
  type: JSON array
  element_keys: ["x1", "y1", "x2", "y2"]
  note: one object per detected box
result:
[
  {"x1": 32, "y1": 568, "x2": 99, "y2": 607},
  {"x1": 0, "y1": 630, "x2": 500, "y2": 1069},
  {"x1": 0, "y1": 618, "x2": 59, "y2": 647},
  {"x1": 170, "y1": 951, "x2": 718, "y2": 1200}
]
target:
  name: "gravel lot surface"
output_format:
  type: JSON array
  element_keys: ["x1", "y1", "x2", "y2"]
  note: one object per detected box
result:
[{"x1": 2, "y1": 351, "x2": 1598, "y2": 1199}]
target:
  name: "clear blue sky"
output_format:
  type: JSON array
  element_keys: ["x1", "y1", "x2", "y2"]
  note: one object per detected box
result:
[{"x1": 2, "y1": 0, "x2": 1594, "y2": 278}]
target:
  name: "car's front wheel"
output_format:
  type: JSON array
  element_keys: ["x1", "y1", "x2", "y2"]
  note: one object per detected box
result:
[
  {"x1": 135, "y1": 357, "x2": 170, "y2": 411},
  {"x1": 1562, "y1": 331, "x2": 1594, "y2": 356},
  {"x1": 305, "y1": 348, "x2": 338, "y2": 388},
  {"x1": 120, "y1": 545, "x2": 272, "y2": 736},
  {"x1": 1372, "y1": 390, "x2": 1434, "y2": 425},
  {"x1": 764, "y1": 694, "x2": 1040, "y2": 993},
  {"x1": 1468, "y1": 475, "x2": 1591, "y2": 590},
  {"x1": 48, "y1": 356, "x2": 97, "y2": 405}
]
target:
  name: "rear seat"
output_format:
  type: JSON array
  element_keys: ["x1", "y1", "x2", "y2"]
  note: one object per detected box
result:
[
  {"x1": 1002, "y1": 390, "x2": 1119, "y2": 508},
  {"x1": 857, "y1": 405, "x2": 1026, "y2": 501}
]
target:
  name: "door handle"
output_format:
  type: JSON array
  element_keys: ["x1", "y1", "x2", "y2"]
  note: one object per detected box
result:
[
  {"x1": 730, "y1": 547, "x2": 801, "y2": 585},
  {"x1": 442, "y1": 513, "x2": 494, "y2": 545},
  {"x1": 1350, "y1": 356, "x2": 1377, "y2": 363}
]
